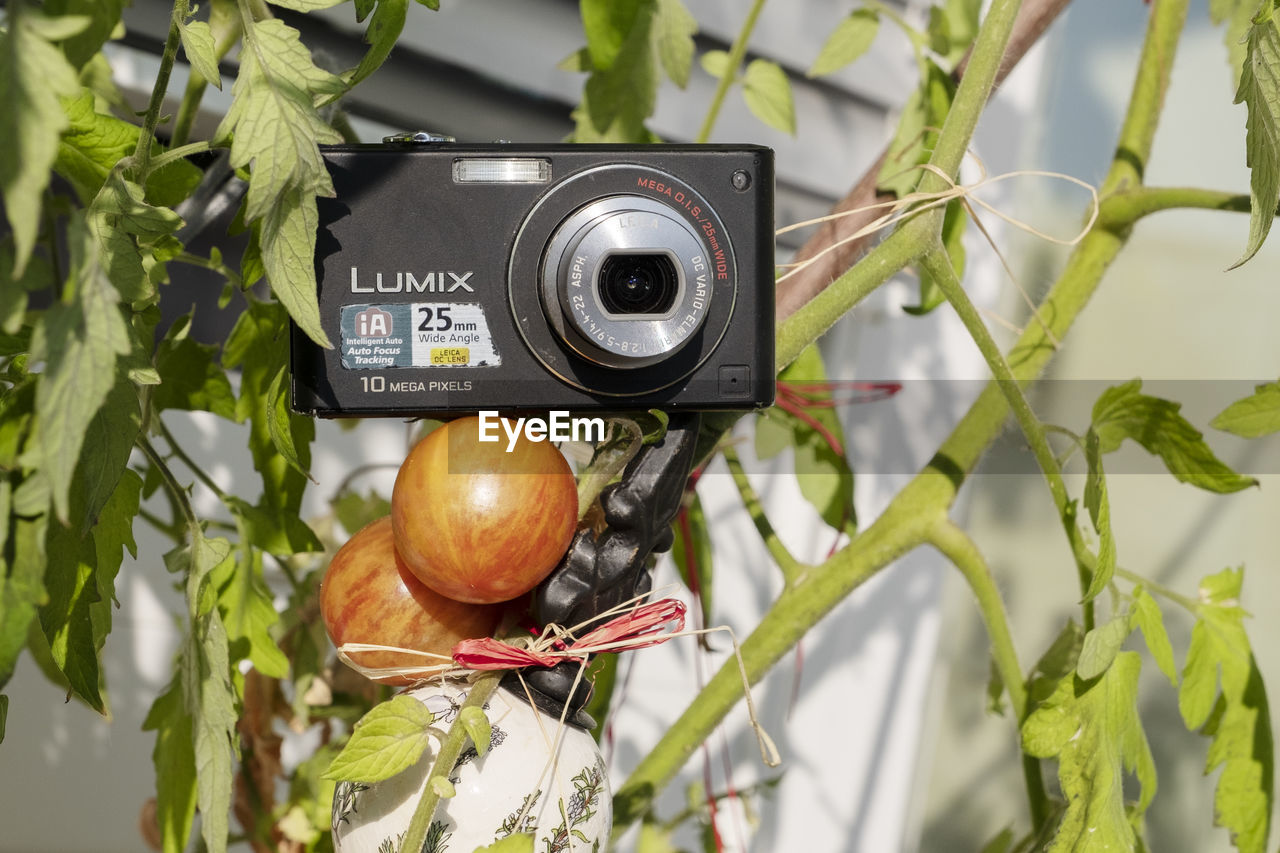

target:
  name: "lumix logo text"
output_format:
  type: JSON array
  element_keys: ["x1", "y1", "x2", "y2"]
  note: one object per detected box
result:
[{"x1": 350, "y1": 267, "x2": 475, "y2": 294}]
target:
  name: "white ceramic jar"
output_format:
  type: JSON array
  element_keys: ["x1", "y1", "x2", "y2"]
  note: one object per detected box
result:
[{"x1": 331, "y1": 681, "x2": 610, "y2": 853}]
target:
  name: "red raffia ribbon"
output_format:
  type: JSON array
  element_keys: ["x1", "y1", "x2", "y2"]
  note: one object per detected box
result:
[{"x1": 452, "y1": 598, "x2": 687, "y2": 670}]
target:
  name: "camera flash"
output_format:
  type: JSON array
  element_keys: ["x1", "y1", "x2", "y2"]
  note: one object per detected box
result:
[{"x1": 453, "y1": 158, "x2": 552, "y2": 184}]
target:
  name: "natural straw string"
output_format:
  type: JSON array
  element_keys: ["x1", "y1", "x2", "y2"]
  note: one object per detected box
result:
[
  {"x1": 776, "y1": 161, "x2": 1099, "y2": 348},
  {"x1": 336, "y1": 588, "x2": 782, "y2": 769}
]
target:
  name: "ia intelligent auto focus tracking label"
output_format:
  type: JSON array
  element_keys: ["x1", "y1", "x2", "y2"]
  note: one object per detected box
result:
[{"x1": 340, "y1": 303, "x2": 501, "y2": 369}]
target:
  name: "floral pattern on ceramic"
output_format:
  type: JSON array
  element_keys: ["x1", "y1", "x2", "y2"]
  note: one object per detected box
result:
[{"x1": 331, "y1": 681, "x2": 610, "y2": 853}]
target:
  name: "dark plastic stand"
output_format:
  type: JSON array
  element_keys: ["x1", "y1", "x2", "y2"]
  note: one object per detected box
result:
[{"x1": 501, "y1": 412, "x2": 702, "y2": 728}]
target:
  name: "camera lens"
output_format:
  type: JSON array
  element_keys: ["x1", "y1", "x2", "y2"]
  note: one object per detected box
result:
[{"x1": 598, "y1": 254, "x2": 679, "y2": 316}]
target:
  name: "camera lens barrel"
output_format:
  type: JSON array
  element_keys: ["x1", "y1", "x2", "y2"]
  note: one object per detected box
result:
[{"x1": 540, "y1": 195, "x2": 712, "y2": 369}]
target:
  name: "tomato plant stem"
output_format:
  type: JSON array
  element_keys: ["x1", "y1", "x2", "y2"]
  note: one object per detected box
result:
[
  {"x1": 721, "y1": 444, "x2": 805, "y2": 584},
  {"x1": 132, "y1": 0, "x2": 191, "y2": 175},
  {"x1": 694, "y1": 0, "x2": 769, "y2": 144},
  {"x1": 398, "y1": 673, "x2": 503, "y2": 853}
]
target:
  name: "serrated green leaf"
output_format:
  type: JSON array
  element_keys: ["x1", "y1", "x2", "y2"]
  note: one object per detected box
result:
[
  {"x1": 224, "y1": 300, "x2": 316, "y2": 517},
  {"x1": 153, "y1": 315, "x2": 238, "y2": 419},
  {"x1": 1081, "y1": 428, "x2": 1116, "y2": 602},
  {"x1": 40, "y1": 520, "x2": 105, "y2": 712},
  {"x1": 31, "y1": 218, "x2": 131, "y2": 524},
  {"x1": 334, "y1": 0, "x2": 408, "y2": 98},
  {"x1": 671, "y1": 489, "x2": 714, "y2": 626},
  {"x1": 1092, "y1": 380, "x2": 1257, "y2": 493},
  {"x1": 414, "y1": 0, "x2": 440, "y2": 10},
  {"x1": 261, "y1": 186, "x2": 331, "y2": 347},
  {"x1": 1022, "y1": 653, "x2": 1156, "y2": 851},
  {"x1": 0, "y1": 7, "x2": 84, "y2": 275},
  {"x1": 575, "y1": 1, "x2": 661, "y2": 142},
  {"x1": 581, "y1": 0, "x2": 645, "y2": 71},
  {"x1": 654, "y1": 0, "x2": 696, "y2": 87},
  {"x1": 143, "y1": 679, "x2": 198, "y2": 853},
  {"x1": 1178, "y1": 567, "x2": 1273, "y2": 853},
  {"x1": 1077, "y1": 609, "x2": 1132, "y2": 680},
  {"x1": 474, "y1": 834, "x2": 536, "y2": 853},
  {"x1": 180, "y1": 19, "x2": 222, "y2": 88},
  {"x1": 879, "y1": 59, "x2": 955, "y2": 197},
  {"x1": 1027, "y1": 619, "x2": 1083, "y2": 704},
  {"x1": 44, "y1": 0, "x2": 126, "y2": 68},
  {"x1": 1211, "y1": 0, "x2": 1258, "y2": 88},
  {"x1": 331, "y1": 489, "x2": 392, "y2": 537},
  {"x1": 1230, "y1": 6, "x2": 1280, "y2": 268},
  {"x1": 267, "y1": 363, "x2": 313, "y2": 481},
  {"x1": 459, "y1": 705, "x2": 492, "y2": 756},
  {"x1": 808, "y1": 10, "x2": 880, "y2": 77},
  {"x1": 741, "y1": 59, "x2": 795, "y2": 135},
  {"x1": 323, "y1": 694, "x2": 437, "y2": 782},
  {"x1": 700, "y1": 49, "x2": 731, "y2": 79},
  {"x1": 215, "y1": 539, "x2": 289, "y2": 678},
  {"x1": 1212, "y1": 380, "x2": 1280, "y2": 438},
  {"x1": 0, "y1": 515, "x2": 49, "y2": 691},
  {"x1": 906, "y1": 198, "x2": 966, "y2": 315},
  {"x1": 217, "y1": 15, "x2": 342, "y2": 345},
  {"x1": 268, "y1": 0, "x2": 348, "y2": 9},
  {"x1": 773, "y1": 345, "x2": 856, "y2": 534},
  {"x1": 1131, "y1": 586, "x2": 1177, "y2": 687}
]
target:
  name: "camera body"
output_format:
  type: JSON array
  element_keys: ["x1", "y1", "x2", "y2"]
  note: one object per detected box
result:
[{"x1": 291, "y1": 142, "x2": 775, "y2": 416}]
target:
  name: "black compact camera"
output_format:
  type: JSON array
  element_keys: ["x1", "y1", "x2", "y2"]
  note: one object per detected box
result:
[{"x1": 290, "y1": 140, "x2": 776, "y2": 416}]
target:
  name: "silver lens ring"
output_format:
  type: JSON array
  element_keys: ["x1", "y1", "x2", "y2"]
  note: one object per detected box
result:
[{"x1": 539, "y1": 196, "x2": 712, "y2": 369}]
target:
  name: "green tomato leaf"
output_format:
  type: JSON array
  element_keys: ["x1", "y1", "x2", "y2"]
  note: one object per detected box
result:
[
  {"x1": 1076, "y1": 608, "x2": 1132, "y2": 680},
  {"x1": 808, "y1": 10, "x2": 880, "y2": 78},
  {"x1": 143, "y1": 678, "x2": 198, "y2": 853},
  {"x1": 879, "y1": 59, "x2": 955, "y2": 197},
  {"x1": 906, "y1": 198, "x2": 966, "y2": 315},
  {"x1": 1211, "y1": 380, "x2": 1280, "y2": 438},
  {"x1": 1130, "y1": 586, "x2": 1177, "y2": 687},
  {"x1": 741, "y1": 58, "x2": 796, "y2": 135},
  {"x1": 474, "y1": 834, "x2": 536, "y2": 853},
  {"x1": 0, "y1": 515, "x2": 49, "y2": 691},
  {"x1": 575, "y1": 1, "x2": 661, "y2": 143},
  {"x1": 459, "y1": 705, "x2": 492, "y2": 756},
  {"x1": 331, "y1": 489, "x2": 392, "y2": 537},
  {"x1": 224, "y1": 300, "x2": 316, "y2": 517},
  {"x1": 654, "y1": 0, "x2": 697, "y2": 88},
  {"x1": 1178, "y1": 567, "x2": 1274, "y2": 853},
  {"x1": 1211, "y1": 0, "x2": 1258, "y2": 88},
  {"x1": 323, "y1": 694, "x2": 437, "y2": 782},
  {"x1": 1027, "y1": 619, "x2": 1083, "y2": 704},
  {"x1": 43, "y1": 0, "x2": 126, "y2": 69},
  {"x1": 334, "y1": 0, "x2": 408, "y2": 98},
  {"x1": 1081, "y1": 428, "x2": 1116, "y2": 602},
  {"x1": 261, "y1": 185, "x2": 331, "y2": 347},
  {"x1": 671, "y1": 488, "x2": 714, "y2": 626},
  {"x1": 152, "y1": 315, "x2": 238, "y2": 419},
  {"x1": 581, "y1": 0, "x2": 645, "y2": 71},
  {"x1": 700, "y1": 49, "x2": 731, "y2": 80},
  {"x1": 180, "y1": 19, "x2": 222, "y2": 89},
  {"x1": 1230, "y1": 5, "x2": 1280, "y2": 268},
  {"x1": 1022, "y1": 652, "x2": 1156, "y2": 851},
  {"x1": 40, "y1": 519, "x2": 106, "y2": 713},
  {"x1": 1091, "y1": 379, "x2": 1257, "y2": 493},
  {"x1": 941, "y1": 0, "x2": 982, "y2": 65},
  {"x1": 30, "y1": 217, "x2": 131, "y2": 524},
  {"x1": 214, "y1": 540, "x2": 289, "y2": 679},
  {"x1": 267, "y1": 363, "x2": 313, "y2": 482},
  {"x1": 413, "y1": 0, "x2": 440, "y2": 11},
  {"x1": 0, "y1": 7, "x2": 84, "y2": 275},
  {"x1": 268, "y1": 0, "x2": 349, "y2": 10}
]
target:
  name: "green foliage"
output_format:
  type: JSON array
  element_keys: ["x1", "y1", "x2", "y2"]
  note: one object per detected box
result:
[
  {"x1": 1231, "y1": 1, "x2": 1280, "y2": 267},
  {"x1": 1212, "y1": 380, "x2": 1280, "y2": 437},
  {"x1": 879, "y1": 58, "x2": 955, "y2": 196},
  {"x1": 1090, "y1": 380, "x2": 1257, "y2": 493},
  {"x1": 179, "y1": 18, "x2": 222, "y2": 89},
  {"x1": 756, "y1": 345, "x2": 856, "y2": 536},
  {"x1": 906, "y1": 197, "x2": 967, "y2": 315},
  {"x1": 459, "y1": 705, "x2": 492, "y2": 756},
  {"x1": 216, "y1": 15, "x2": 344, "y2": 346},
  {"x1": 741, "y1": 59, "x2": 796, "y2": 135},
  {"x1": 323, "y1": 694, "x2": 437, "y2": 783},
  {"x1": 808, "y1": 9, "x2": 880, "y2": 78},
  {"x1": 1130, "y1": 587, "x2": 1177, "y2": 687},
  {"x1": 0, "y1": 5, "x2": 85, "y2": 275},
  {"x1": 1178, "y1": 568, "x2": 1274, "y2": 853},
  {"x1": 475, "y1": 834, "x2": 537, "y2": 853},
  {"x1": 1022, "y1": 652, "x2": 1156, "y2": 852}
]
